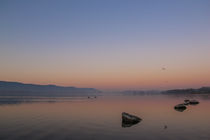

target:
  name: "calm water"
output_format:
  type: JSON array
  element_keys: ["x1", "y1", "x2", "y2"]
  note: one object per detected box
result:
[{"x1": 0, "y1": 95, "x2": 210, "y2": 140}]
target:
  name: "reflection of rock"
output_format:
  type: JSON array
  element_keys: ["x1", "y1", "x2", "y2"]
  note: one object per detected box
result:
[
  {"x1": 122, "y1": 112, "x2": 142, "y2": 127},
  {"x1": 122, "y1": 122, "x2": 139, "y2": 127},
  {"x1": 174, "y1": 104, "x2": 187, "y2": 112},
  {"x1": 174, "y1": 104, "x2": 186, "y2": 109},
  {"x1": 174, "y1": 107, "x2": 186, "y2": 112},
  {"x1": 189, "y1": 100, "x2": 199, "y2": 105}
]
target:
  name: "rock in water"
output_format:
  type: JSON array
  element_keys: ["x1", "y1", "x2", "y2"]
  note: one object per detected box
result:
[
  {"x1": 184, "y1": 99, "x2": 190, "y2": 102},
  {"x1": 174, "y1": 104, "x2": 187, "y2": 112},
  {"x1": 122, "y1": 112, "x2": 142, "y2": 127},
  {"x1": 184, "y1": 99, "x2": 190, "y2": 105},
  {"x1": 189, "y1": 100, "x2": 199, "y2": 105},
  {"x1": 174, "y1": 104, "x2": 186, "y2": 109}
]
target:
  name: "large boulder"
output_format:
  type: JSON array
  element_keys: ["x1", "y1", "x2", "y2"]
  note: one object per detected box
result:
[{"x1": 122, "y1": 112, "x2": 142, "y2": 127}]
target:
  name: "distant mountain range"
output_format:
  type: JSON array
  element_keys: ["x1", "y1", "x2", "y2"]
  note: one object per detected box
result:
[
  {"x1": 0, "y1": 81, "x2": 101, "y2": 96},
  {"x1": 0, "y1": 81, "x2": 209, "y2": 96},
  {"x1": 163, "y1": 87, "x2": 210, "y2": 94},
  {"x1": 121, "y1": 87, "x2": 210, "y2": 95}
]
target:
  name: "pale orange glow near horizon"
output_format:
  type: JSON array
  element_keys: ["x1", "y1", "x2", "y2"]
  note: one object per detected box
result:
[
  {"x1": 1, "y1": 62, "x2": 210, "y2": 90},
  {"x1": 1, "y1": 44, "x2": 210, "y2": 90}
]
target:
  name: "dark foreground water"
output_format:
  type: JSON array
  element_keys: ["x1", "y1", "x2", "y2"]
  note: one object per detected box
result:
[{"x1": 0, "y1": 94, "x2": 210, "y2": 140}]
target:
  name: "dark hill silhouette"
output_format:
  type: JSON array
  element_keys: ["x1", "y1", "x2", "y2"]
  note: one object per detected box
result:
[
  {"x1": 163, "y1": 87, "x2": 210, "y2": 94},
  {"x1": 0, "y1": 81, "x2": 101, "y2": 96}
]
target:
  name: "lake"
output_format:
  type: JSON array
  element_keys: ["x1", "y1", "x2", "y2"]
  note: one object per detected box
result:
[{"x1": 0, "y1": 94, "x2": 210, "y2": 140}]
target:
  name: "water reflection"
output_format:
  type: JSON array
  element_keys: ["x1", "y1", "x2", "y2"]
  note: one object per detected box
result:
[
  {"x1": 0, "y1": 95, "x2": 210, "y2": 140},
  {"x1": 0, "y1": 96, "x2": 92, "y2": 106},
  {"x1": 121, "y1": 118, "x2": 142, "y2": 128},
  {"x1": 122, "y1": 121, "x2": 140, "y2": 127}
]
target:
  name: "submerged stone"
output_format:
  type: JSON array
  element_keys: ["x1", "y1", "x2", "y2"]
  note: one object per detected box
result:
[
  {"x1": 174, "y1": 104, "x2": 187, "y2": 112},
  {"x1": 184, "y1": 99, "x2": 190, "y2": 102},
  {"x1": 184, "y1": 99, "x2": 190, "y2": 105},
  {"x1": 189, "y1": 100, "x2": 199, "y2": 105},
  {"x1": 183, "y1": 100, "x2": 190, "y2": 105}
]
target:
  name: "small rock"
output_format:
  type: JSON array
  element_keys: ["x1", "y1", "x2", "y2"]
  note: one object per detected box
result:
[
  {"x1": 174, "y1": 104, "x2": 187, "y2": 112},
  {"x1": 174, "y1": 104, "x2": 186, "y2": 109},
  {"x1": 184, "y1": 99, "x2": 190, "y2": 102},
  {"x1": 184, "y1": 99, "x2": 190, "y2": 105},
  {"x1": 189, "y1": 100, "x2": 199, "y2": 105},
  {"x1": 183, "y1": 102, "x2": 189, "y2": 105}
]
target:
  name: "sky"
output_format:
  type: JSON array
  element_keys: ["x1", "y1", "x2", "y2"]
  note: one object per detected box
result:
[{"x1": 0, "y1": 0, "x2": 210, "y2": 90}]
